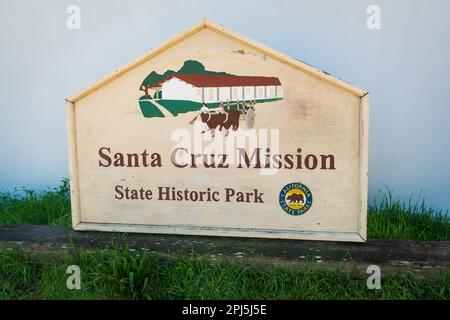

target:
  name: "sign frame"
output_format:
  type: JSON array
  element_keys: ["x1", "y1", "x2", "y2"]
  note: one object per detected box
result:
[{"x1": 66, "y1": 19, "x2": 369, "y2": 242}]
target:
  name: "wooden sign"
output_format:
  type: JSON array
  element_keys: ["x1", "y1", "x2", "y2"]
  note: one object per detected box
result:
[{"x1": 67, "y1": 19, "x2": 369, "y2": 242}]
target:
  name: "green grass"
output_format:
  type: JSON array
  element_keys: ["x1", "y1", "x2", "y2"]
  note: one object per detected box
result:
[
  {"x1": 0, "y1": 181, "x2": 448, "y2": 300},
  {"x1": 0, "y1": 246, "x2": 448, "y2": 300},
  {"x1": 368, "y1": 188, "x2": 449, "y2": 241},
  {"x1": 157, "y1": 99, "x2": 214, "y2": 116},
  {"x1": 1, "y1": 180, "x2": 448, "y2": 241},
  {"x1": 138, "y1": 100, "x2": 165, "y2": 118},
  {"x1": 0, "y1": 178, "x2": 71, "y2": 227},
  {"x1": 139, "y1": 98, "x2": 284, "y2": 118}
]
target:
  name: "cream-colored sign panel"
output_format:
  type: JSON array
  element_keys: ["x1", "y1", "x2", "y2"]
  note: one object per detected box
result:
[{"x1": 67, "y1": 20, "x2": 369, "y2": 242}]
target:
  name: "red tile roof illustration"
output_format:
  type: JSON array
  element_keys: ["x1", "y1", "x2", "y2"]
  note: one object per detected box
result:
[{"x1": 149, "y1": 74, "x2": 281, "y2": 88}]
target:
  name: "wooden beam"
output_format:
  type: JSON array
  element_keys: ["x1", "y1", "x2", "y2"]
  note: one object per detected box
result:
[{"x1": 0, "y1": 224, "x2": 448, "y2": 278}]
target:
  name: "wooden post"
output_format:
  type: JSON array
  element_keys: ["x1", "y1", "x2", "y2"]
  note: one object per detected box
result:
[
  {"x1": 358, "y1": 94, "x2": 370, "y2": 241},
  {"x1": 66, "y1": 100, "x2": 81, "y2": 228}
]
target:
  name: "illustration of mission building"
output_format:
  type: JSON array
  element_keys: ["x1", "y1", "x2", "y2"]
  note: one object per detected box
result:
[{"x1": 144, "y1": 74, "x2": 284, "y2": 104}]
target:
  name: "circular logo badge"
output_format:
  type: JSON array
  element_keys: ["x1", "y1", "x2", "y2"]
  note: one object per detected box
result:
[{"x1": 279, "y1": 182, "x2": 313, "y2": 216}]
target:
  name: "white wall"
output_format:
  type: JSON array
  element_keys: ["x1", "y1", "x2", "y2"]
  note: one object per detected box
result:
[
  {"x1": 218, "y1": 87, "x2": 231, "y2": 102},
  {"x1": 256, "y1": 86, "x2": 265, "y2": 99},
  {"x1": 276, "y1": 86, "x2": 283, "y2": 98},
  {"x1": 230, "y1": 87, "x2": 242, "y2": 101},
  {"x1": 0, "y1": 0, "x2": 449, "y2": 211},
  {"x1": 161, "y1": 83, "x2": 279, "y2": 103},
  {"x1": 161, "y1": 78, "x2": 200, "y2": 102},
  {"x1": 203, "y1": 87, "x2": 217, "y2": 103},
  {"x1": 244, "y1": 86, "x2": 255, "y2": 100}
]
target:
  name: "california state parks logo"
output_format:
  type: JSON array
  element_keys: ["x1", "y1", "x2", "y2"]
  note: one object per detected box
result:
[{"x1": 279, "y1": 182, "x2": 313, "y2": 216}]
